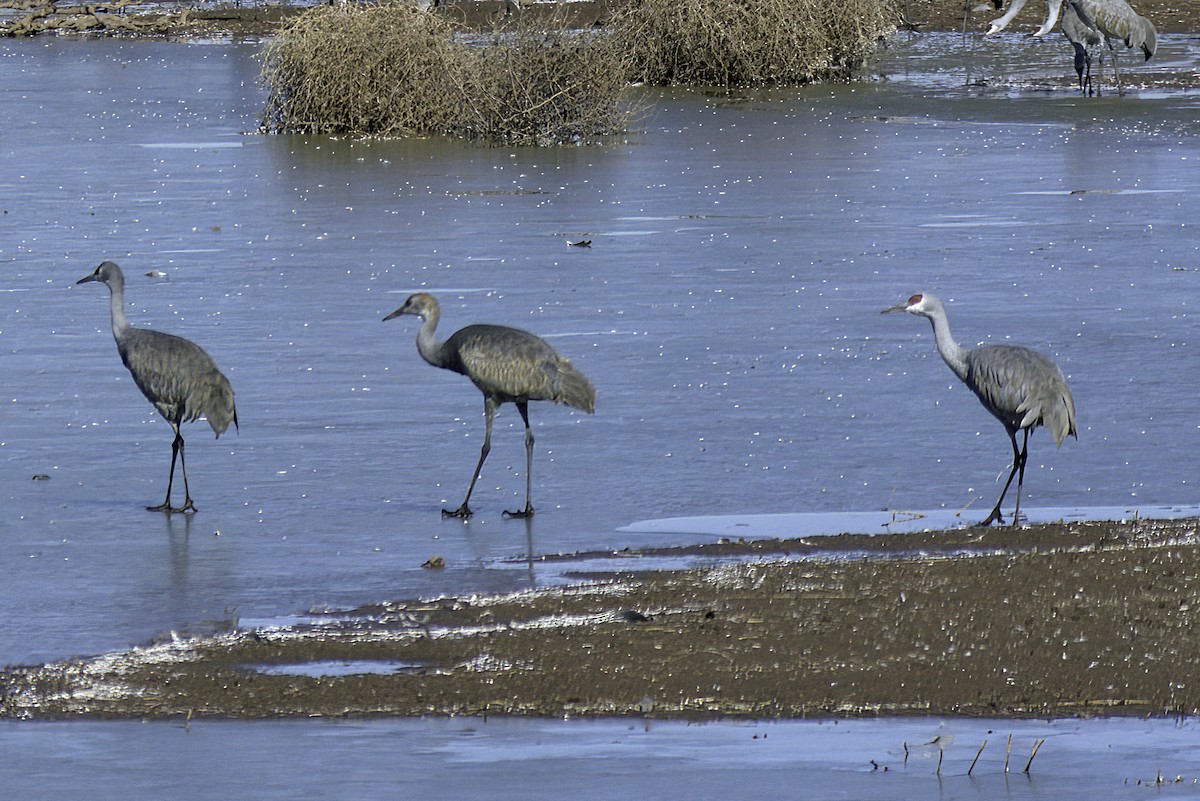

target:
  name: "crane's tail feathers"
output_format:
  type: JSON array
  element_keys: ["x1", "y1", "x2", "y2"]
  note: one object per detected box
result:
[
  {"x1": 553, "y1": 363, "x2": 596, "y2": 414},
  {"x1": 206, "y1": 394, "x2": 239, "y2": 438},
  {"x1": 1016, "y1": 388, "x2": 1076, "y2": 448},
  {"x1": 1045, "y1": 394, "x2": 1077, "y2": 448},
  {"x1": 209, "y1": 408, "x2": 238, "y2": 438}
]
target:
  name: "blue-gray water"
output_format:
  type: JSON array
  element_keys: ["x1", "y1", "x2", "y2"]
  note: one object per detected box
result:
[
  {"x1": 3, "y1": 716, "x2": 1200, "y2": 800},
  {"x1": 2, "y1": 32, "x2": 1199, "y2": 796}
]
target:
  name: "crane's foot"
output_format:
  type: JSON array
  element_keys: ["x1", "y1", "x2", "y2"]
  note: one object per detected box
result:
[
  {"x1": 502, "y1": 505, "x2": 535, "y2": 519},
  {"x1": 975, "y1": 509, "x2": 1004, "y2": 527},
  {"x1": 146, "y1": 500, "x2": 197, "y2": 514},
  {"x1": 442, "y1": 505, "x2": 473, "y2": 519}
]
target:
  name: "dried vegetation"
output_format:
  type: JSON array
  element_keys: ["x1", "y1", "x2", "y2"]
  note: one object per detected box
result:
[
  {"x1": 258, "y1": 1, "x2": 633, "y2": 145},
  {"x1": 611, "y1": 0, "x2": 898, "y2": 87},
  {"x1": 258, "y1": 0, "x2": 898, "y2": 143}
]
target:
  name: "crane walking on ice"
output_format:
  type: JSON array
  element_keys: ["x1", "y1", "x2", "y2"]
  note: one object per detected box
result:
[
  {"x1": 384, "y1": 292, "x2": 595, "y2": 519},
  {"x1": 883, "y1": 293, "x2": 1076, "y2": 527},
  {"x1": 77, "y1": 261, "x2": 238, "y2": 513}
]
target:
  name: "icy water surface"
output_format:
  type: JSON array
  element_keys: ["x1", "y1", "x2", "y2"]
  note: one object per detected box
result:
[
  {"x1": 1, "y1": 35, "x2": 1199, "y2": 662},
  {"x1": 3, "y1": 716, "x2": 1200, "y2": 800},
  {"x1": 1, "y1": 30, "x2": 1199, "y2": 794}
]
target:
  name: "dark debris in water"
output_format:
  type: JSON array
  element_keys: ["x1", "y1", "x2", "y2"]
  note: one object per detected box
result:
[{"x1": 2, "y1": 516, "x2": 1199, "y2": 721}]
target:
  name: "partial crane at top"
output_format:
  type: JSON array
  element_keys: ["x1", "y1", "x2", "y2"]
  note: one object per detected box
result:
[{"x1": 987, "y1": 0, "x2": 1156, "y2": 95}]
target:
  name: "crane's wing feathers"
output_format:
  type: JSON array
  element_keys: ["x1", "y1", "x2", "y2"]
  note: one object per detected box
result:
[
  {"x1": 446, "y1": 324, "x2": 595, "y2": 413},
  {"x1": 118, "y1": 327, "x2": 238, "y2": 436},
  {"x1": 967, "y1": 345, "x2": 1076, "y2": 446}
]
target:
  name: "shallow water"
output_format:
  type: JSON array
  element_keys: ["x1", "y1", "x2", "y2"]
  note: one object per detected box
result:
[
  {"x1": 1, "y1": 30, "x2": 1199, "y2": 793},
  {"x1": 3, "y1": 34, "x2": 1199, "y2": 666},
  {"x1": 2, "y1": 716, "x2": 1200, "y2": 800}
]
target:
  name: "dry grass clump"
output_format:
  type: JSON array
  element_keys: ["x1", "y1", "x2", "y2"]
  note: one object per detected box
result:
[
  {"x1": 460, "y1": 19, "x2": 633, "y2": 146},
  {"x1": 612, "y1": 0, "x2": 898, "y2": 87},
  {"x1": 259, "y1": 2, "x2": 633, "y2": 145},
  {"x1": 259, "y1": 3, "x2": 465, "y2": 137}
]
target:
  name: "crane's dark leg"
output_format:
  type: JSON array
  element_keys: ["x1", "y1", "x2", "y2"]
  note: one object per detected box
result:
[
  {"x1": 978, "y1": 430, "x2": 1022, "y2": 527},
  {"x1": 1072, "y1": 42, "x2": 1093, "y2": 95},
  {"x1": 176, "y1": 433, "x2": 196, "y2": 513},
  {"x1": 444, "y1": 397, "x2": 496, "y2": 518},
  {"x1": 503, "y1": 401, "x2": 535, "y2": 519},
  {"x1": 1010, "y1": 428, "x2": 1030, "y2": 525},
  {"x1": 1109, "y1": 45, "x2": 1123, "y2": 97},
  {"x1": 148, "y1": 424, "x2": 194, "y2": 513}
]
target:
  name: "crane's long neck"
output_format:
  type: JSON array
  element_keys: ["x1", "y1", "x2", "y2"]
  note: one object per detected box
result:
[
  {"x1": 105, "y1": 277, "x2": 131, "y2": 341},
  {"x1": 927, "y1": 311, "x2": 970, "y2": 382},
  {"x1": 414, "y1": 307, "x2": 449, "y2": 369},
  {"x1": 988, "y1": 0, "x2": 1029, "y2": 33},
  {"x1": 1032, "y1": 0, "x2": 1063, "y2": 37}
]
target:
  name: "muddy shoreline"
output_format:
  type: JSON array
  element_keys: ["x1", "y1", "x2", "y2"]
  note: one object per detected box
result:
[{"x1": 4, "y1": 516, "x2": 1199, "y2": 721}]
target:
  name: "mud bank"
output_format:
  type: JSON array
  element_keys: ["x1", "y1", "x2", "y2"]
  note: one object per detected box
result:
[{"x1": 3, "y1": 517, "x2": 1198, "y2": 720}]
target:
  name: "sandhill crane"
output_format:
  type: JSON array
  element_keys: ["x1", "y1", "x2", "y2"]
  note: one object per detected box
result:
[
  {"x1": 1063, "y1": 0, "x2": 1155, "y2": 94},
  {"x1": 77, "y1": 261, "x2": 237, "y2": 513},
  {"x1": 1062, "y1": 1, "x2": 1102, "y2": 93},
  {"x1": 882, "y1": 293, "x2": 1076, "y2": 527},
  {"x1": 988, "y1": 0, "x2": 1156, "y2": 95},
  {"x1": 383, "y1": 292, "x2": 595, "y2": 519}
]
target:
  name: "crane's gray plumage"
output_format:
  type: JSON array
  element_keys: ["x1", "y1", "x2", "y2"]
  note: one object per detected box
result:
[
  {"x1": 883, "y1": 293, "x2": 1076, "y2": 527},
  {"x1": 989, "y1": 0, "x2": 1155, "y2": 95},
  {"x1": 1062, "y1": 1, "x2": 1102, "y2": 93},
  {"x1": 77, "y1": 261, "x2": 237, "y2": 513},
  {"x1": 384, "y1": 292, "x2": 595, "y2": 518}
]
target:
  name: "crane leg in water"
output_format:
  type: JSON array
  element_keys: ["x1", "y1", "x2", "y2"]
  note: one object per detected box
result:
[
  {"x1": 445, "y1": 397, "x2": 498, "y2": 518},
  {"x1": 148, "y1": 423, "x2": 196, "y2": 514},
  {"x1": 980, "y1": 428, "x2": 1029, "y2": 527},
  {"x1": 503, "y1": 401, "x2": 535, "y2": 519}
]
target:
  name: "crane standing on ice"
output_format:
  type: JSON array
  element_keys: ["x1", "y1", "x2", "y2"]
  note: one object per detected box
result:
[
  {"x1": 883, "y1": 293, "x2": 1076, "y2": 527},
  {"x1": 384, "y1": 292, "x2": 595, "y2": 519},
  {"x1": 77, "y1": 261, "x2": 238, "y2": 513}
]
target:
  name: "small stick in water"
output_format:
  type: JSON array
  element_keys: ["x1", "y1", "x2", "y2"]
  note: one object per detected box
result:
[
  {"x1": 1023, "y1": 738, "x2": 1045, "y2": 773},
  {"x1": 968, "y1": 739, "x2": 988, "y2": 776},
  {"x1": 1004, "y1": 733, "x2": 1013, "y2": 772}
]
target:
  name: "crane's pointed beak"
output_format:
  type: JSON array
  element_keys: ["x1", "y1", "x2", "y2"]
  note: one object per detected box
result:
[
  {"x1": 881, "y1": 302, "x2": 909, "y2": 314},
  {"x1": 76, "y1": 272, "x2": 98, "y2": 285},
  {"x1": 382, "y1": 307, "x2": 404, "y2": 322}
]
